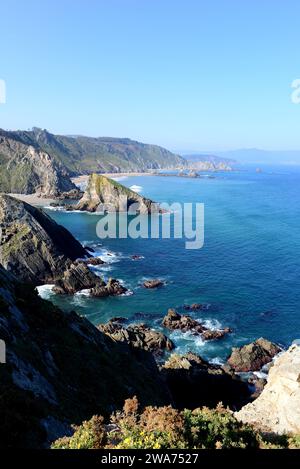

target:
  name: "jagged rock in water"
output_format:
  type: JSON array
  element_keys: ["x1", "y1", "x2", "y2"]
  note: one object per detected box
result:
[
  {"x1": 0, "y1": 265, "x2": 170, "y2": 448},
  {"x1": 227, "y1": 338, "x2": 281, "y2": 372},
  {"x1": 0, "y1": 133, "x2": 75, "y2": 196},
  {"x1": 52, "y1": 262, "x2": 105, "y2": 294},
  {"x1": 160, "y1": 352, "x2": 251, "y2": 410},
  {"x1": 236, "y1": 344, "x2": 300, "y2": 434},
  {"x1": 0, "y1": 195, "x2": 125, "y2": 297},
  {"x1": 143, "y1": 279, "x2": 164, "y2": 289},
  {"x1": 91, "y1": 278, "x2": 127, "y2": 297},
  {"x1": 162, "y1": 309, "x2": 231, "y2": 341},
  {"x1": 75, "y1": 173, "x2": 159, "y2": 213},
  {"x1": 98, "y1": 319, "x2": 174, "y2": 354},
  {"x1": 0, "y1": 195, "x2": 88, "y2": 284}
]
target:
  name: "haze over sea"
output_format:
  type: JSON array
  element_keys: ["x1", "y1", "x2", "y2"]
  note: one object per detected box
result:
[{"x1": 41, "y1": 165, "x2": 300, "y2": 363}]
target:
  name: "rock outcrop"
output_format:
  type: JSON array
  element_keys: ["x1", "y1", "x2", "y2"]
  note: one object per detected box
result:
[
  {"x1": 0, "y1": 195, "x2": 126, "y2": 297},
  {"x1": 91, "y1": 278, "x2": 127, "y2": 297},
  {"x1": 162, "y1": 309, "x2": 231, "y2": 341},
  {"x1": 0, "y1": 265, "x2": 170, "y2": 448},
  {"x1": 160, "y1": 352, "x2": 251, "y2": 410},
  {"x1": 0, "y1": 133, "x2": 75, "y2": 196},
  {"x1": 236, "y1": 345, "x2": 300, "y2": 434},
  {"x1": 227, "y1": 338, "x2": 281, "y2": 372},
  {"x1": 98, "y1": 319, "x2": 174, "y2": 354},
  {"x1": 0, "y1": 195, "x2": 88, "y2": 284},
  {"x1": 75, "y1": 173, "x2": 159, "y2": 213}
]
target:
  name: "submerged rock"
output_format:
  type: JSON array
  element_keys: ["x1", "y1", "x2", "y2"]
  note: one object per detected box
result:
[
  {"x1": 227, "y1": 338, "x2": 281, "y2": 372},
  {"x1": 98, "y1": 319, "x2": 174, "y2": 354},
  {"x1": 143, "y1": 279, "x2": 164, "y2": 289},
  {"x1": 236, "y1": 344, "x2": 300, "y2": 434},
  {"x1": 162, "y1": 309, "x2": 231, "y2": 341},
  {"x1": 183, "y1": 303, "x2": 204, "y2": 311}
]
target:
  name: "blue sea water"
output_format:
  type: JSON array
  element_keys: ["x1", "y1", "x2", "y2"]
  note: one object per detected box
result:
[{"x1": 41, "y1": 165, "x2": 300, "y2": 362}]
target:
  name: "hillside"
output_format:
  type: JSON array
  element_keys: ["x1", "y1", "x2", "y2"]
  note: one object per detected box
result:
[
  {"x1": 0, "y1": 128, "x2": 185, "y2": 177},
  {"x1": 0, "y1": 133, "x2": 75, "y2": 195},
  {"x1": 0, "y1": 265, "x2": 170, "y2": 448}
]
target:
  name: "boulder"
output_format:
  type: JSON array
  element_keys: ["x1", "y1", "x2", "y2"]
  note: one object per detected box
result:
[
  {"x1": 227, "y1": 338, "x2": 281, "y2": 372},
  {"x1": 143, "y1": 279, "x2": 164, "y2": 289},
  {"x1": 236, "y1": 345, "x2": 300, "y2": 434},
  {"x1": 98, "y1": 319, "x2": 174, "y2": 354},
  {"x1": 162, "y1": 309, "x2": 231, "y2": 341},
  {"x1": 91, "y1": 278, "x2": 127, "y2": 297}
]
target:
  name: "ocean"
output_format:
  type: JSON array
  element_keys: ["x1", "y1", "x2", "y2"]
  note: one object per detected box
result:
[{"x1": 39, "y1": 165, "x2": 300, "y2": 363}]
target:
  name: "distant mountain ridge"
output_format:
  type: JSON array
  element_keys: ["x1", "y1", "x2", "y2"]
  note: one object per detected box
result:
[
  {"x1": 183, "y1": 153, "x2": 236, "y2": 171},
  {"x1": 0, "y1": 128, "x2": 184, "y2": 175}
]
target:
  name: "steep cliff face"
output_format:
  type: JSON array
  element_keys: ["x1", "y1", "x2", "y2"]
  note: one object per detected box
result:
[
  {"x1": 236, "y1": 344, "x2": 300, "y2": 434},
  {"x1": 0, "y1": 128, "x2": 186, "y2": 176},
  {"x1": 75, "y1": 173, "x2": 159, "y2": 213},
  {"x1": 0, "y1": 265, "x2": 170, "y2": 448},
  {"x1": 0, "y1": 134, "x2": 75, "y2": 195},
  {"x1": 0, "y1": 195, "x2": 87, "y2": 283}
]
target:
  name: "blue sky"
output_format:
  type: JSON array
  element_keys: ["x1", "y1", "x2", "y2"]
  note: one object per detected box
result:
[{"x1": 1, "y1": 0, "x2": 300, "y2": 152}]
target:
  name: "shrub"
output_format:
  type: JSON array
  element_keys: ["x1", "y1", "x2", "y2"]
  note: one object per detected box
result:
[
  {"x1": 51, "y1": 416, "x2": 106, "y2": 449},
  {"x1": 183, "y1": 404, "x2": 259, "y2": 449}
]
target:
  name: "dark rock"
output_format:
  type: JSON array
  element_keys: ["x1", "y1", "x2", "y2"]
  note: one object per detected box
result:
[
  {"x1": 131, "y1": 254, "x2": 143, "y2": 260},
  {"x1": 160, "y1": 352, "x2": 251, "y2": 410},
  {"x1": 162, "y1": 309, "x2": 231, "y2": 341},
  {"x1": 85, "y1": 246, "x2": 95, "y2": 253},
  {"x1": 98, "y1": 320, "x2": 174, "y2": 354},
  {"x1": 227, "y1": 338, "x2": 281, "y2": 372},
  {"x1": 0, "y1": 265, "x2": 170, "y2": 448},
  {"x1": 91, "y1": 278, "x2": 127, "y2": 297},
  {"x1": 53, "y1": 262, "x2": 104, "y2": 294},
  {"x1": 183, "y1": 303, "x2": 204, "y2": 311},
  {"x1": 0, "y1": 195, "x2": 89, "y2": 284},
  {"x1": 83, "y1": 257, "x2": 105, "y2": 266},
  {"x1": 143, "y1": 279, "x2": 164, "y2": 289}
]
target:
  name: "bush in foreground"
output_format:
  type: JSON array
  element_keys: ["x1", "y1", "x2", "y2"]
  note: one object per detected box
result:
[{"x1": 52, "y1": 398, "x2": 260, "y2": 449}]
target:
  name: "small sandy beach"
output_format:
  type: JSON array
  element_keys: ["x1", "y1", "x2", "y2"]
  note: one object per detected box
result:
[{"x1": 71, "y1": 172, "x2": 156, "y2": 186}]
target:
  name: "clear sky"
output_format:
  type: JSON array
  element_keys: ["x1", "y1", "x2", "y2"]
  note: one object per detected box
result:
[{"x1": 1, "y1": 0, "x2": 300, "y2": 152}]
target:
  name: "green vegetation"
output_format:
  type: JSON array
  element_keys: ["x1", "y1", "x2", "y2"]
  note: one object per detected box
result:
[
  {"x1": 52, "y1": 397, "x2": 261, "y2": 449},
  {"x1": 52, "y1": 397, "x2": 300, "y2": 450},
  {"x1": 0, "y1": 128, "x2": 185, "y2": 179}
]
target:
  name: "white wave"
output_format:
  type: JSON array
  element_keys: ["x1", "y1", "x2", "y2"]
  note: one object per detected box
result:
[
  {"x1": 74, "y1": 289, "x2": 91, "y2": 297},
  {"x1": 36, "y1": 284, "x2": 54, "y2": 299},
  {"x1": 129, "y1": 185, "x2": 143, "y2": 193},
  {"x1": 209, "y1": 357, "x2": 225, "y2": 366},
  {"x1": 201, "y1": 318, "x2": 222, "y2": 330},
  {"x1": 112, "y1": 176, "x2": 128, "y2": 182}
]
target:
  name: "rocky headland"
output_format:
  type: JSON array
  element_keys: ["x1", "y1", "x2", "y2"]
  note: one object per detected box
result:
[
  {"x1": 74, "y1": 173, "x2": 159, "y2": 213},
  {"x1": 0, "y1": 194, "x2": 126, "y2": 298}
]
